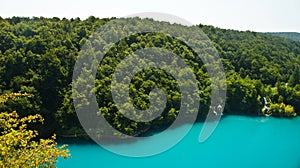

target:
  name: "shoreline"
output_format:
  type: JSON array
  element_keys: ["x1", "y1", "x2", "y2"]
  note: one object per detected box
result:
[{"x1": 57, "y1": 113, "x2": 299, "y2": 144}]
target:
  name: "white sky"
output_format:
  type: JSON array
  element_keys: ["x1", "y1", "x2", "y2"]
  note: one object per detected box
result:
[{"x1": 1, "y1": 0, "x2": 299, "y2": 32}]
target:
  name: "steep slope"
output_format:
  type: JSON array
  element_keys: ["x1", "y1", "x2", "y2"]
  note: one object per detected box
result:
[{"x1": 0, "y1": 17, "x2": 299, "y2": 139}]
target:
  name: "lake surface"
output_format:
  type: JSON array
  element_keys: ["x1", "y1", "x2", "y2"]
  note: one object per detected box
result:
[{"x1": 57, "y1": 115, "x2": 300, "y2": 168}]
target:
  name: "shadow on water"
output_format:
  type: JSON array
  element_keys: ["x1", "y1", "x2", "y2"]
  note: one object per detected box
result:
[{"x1": 58, "y1": 113, "x2": 299, "y2": 145}]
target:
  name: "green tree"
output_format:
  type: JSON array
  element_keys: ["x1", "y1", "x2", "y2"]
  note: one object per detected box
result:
[{"x1": 0, "y1": 93, "x2": 70, "y2": 167}]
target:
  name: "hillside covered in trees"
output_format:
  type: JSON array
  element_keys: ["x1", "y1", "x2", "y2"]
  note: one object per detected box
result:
[
  {"x1": 0, "y1": 16, "x2": 299, "y2": 139},
  {"x1": 266, "y1": 32, "x2": 300, "y2": 42}
]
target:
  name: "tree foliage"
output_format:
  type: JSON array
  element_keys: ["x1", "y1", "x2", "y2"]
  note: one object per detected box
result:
[
  {"x1": 0, "y1": 17, "x2": 299, "y2": 139},
  {"x1": 0, "y1": 94, "x2": 69, "y2": 167}
]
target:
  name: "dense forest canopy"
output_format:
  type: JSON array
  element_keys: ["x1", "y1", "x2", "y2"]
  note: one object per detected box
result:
[{"x1": 0, "y1": 16, "x2": 299, "y2": 139}]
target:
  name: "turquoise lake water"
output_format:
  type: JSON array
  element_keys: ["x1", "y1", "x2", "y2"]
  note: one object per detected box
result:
[{"x1": 57, "y1": 115, "x2": 300, "y2": 168}]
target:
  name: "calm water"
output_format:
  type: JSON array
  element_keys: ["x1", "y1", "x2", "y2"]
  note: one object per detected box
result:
[{"x1": 57, "y1": 115, "x2": 300, "y2": 168}]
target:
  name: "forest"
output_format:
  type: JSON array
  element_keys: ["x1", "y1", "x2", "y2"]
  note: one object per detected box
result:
[
  {"x1": 0, "y1": 16, "x2": 299, "y2": 139},
  {"x1": 266, "y1": 32, "x2": 300, "y2": 42}
]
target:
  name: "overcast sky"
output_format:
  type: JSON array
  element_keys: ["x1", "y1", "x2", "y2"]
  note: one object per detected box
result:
[{"x1": 1, "y1": 0, "x2": 299, "y2": 32}]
